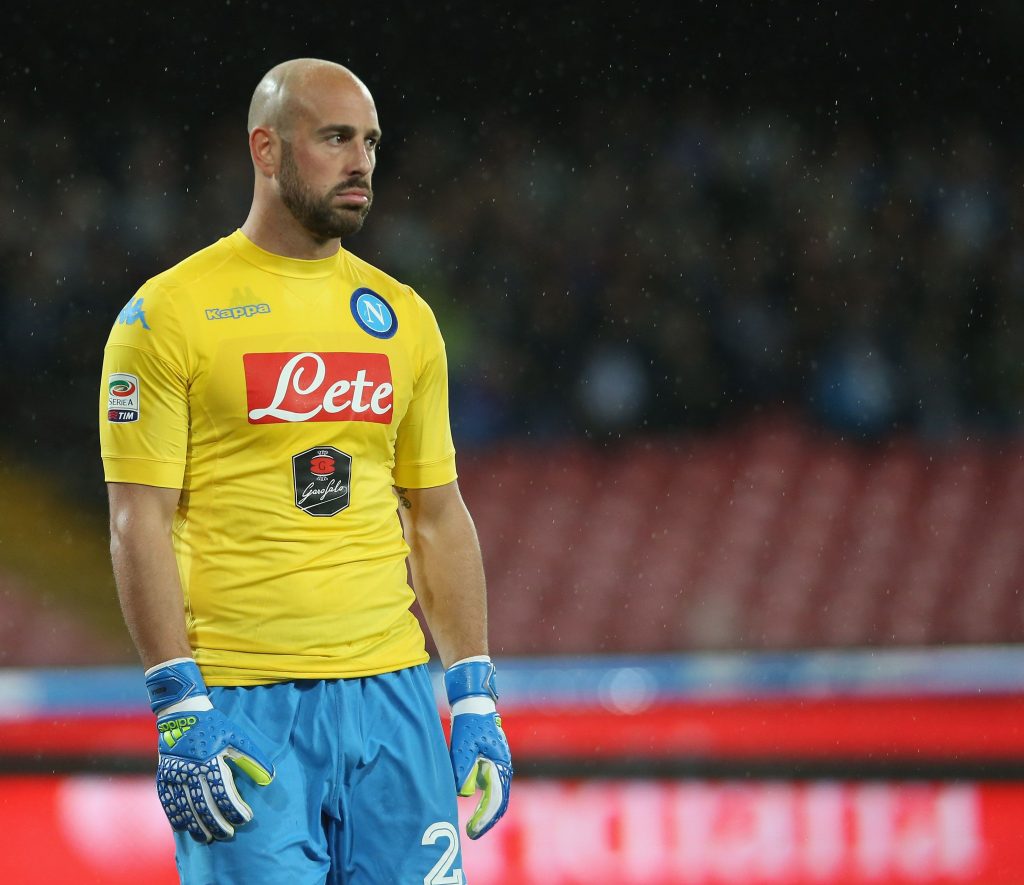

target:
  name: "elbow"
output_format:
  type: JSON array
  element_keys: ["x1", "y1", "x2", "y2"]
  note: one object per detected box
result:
[
  {"x1": 109, "y1": 508, "x2": 126, "y2": 543},
  {"x1": 405, "y1": 532, "x2": 435, "y2": 612},
  {"x1": 415, "y1": 582, "x2": 435, "y2": 615},
  {"x1": 403, "y1": 510, "x2": 442, "y2": 558},
  {"x1": 107, "y1": 500, "x2": 173, "y2": 555},
  {"x1": 109, "y1": 508, "x2": 133, "y2": 561}
]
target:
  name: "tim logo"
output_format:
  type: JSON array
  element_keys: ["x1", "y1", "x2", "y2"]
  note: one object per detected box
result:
[
  {"x1": 244, "y1": 352, "x2": 394, "y2": 424},
  {"x1": 117, "y1": 297, "x2": 150, "y2": 330}
]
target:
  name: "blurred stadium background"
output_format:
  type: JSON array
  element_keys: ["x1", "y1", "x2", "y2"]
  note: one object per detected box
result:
[{"x1": 2, "y1": 3, "x2": 1024, "y2": 882}]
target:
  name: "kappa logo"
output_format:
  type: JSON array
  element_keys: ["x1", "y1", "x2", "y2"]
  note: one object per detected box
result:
[
  {"x1": 244, "y1": 352, "x2": 394, "y2": 424},
  {"x1": 117, "y1": 297, "x2": 151, "y2": 330},
  {"x1": 205, "y1": 303, "x2": 271, "y2": 320},
  {"x1": 107, "y1": 373, "x2": 140, "y2": 423}
]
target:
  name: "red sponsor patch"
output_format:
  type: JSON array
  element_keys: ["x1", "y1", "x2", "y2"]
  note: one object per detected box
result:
[{"x1": 244, "y1": 352, "x2": 394, "y2": 424}]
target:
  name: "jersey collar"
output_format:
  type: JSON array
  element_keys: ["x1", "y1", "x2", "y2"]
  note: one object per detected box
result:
[{"x1": 229, "y1": 230, "x2": 342, "y2": 279}]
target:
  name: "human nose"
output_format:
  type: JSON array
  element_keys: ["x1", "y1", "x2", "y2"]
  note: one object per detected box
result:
[{"x1": 345, "y1": 141, "x2": 373, "y2": 177}]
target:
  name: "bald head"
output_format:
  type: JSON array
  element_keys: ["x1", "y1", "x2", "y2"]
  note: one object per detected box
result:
[
  {"x1": 248, "y1": 58, "x2": 373, "y2": 137},
  {"x1": 243, "y1": 58, "x2": 380, "y2": 249}
]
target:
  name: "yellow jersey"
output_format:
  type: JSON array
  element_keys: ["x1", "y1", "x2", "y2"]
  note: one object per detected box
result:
[{"x1": 99, "y1": 230, "x2": 457, "y2": 685}]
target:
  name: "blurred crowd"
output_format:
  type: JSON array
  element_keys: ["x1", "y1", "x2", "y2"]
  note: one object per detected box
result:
[{"x1": 2, "y1": 96, "x2": 1022, "y2": 497}]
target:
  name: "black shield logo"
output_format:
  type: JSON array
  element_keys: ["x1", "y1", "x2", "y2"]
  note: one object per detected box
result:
[{"x1": 292, "y1": 446, "x2": 352, "y2": 517}]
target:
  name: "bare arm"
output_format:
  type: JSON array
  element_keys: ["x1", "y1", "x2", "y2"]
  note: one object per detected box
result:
[
  {"x1": 397, "y1": 481, "x2": 488, "y2": 668},
  {"x1": 107, "y1": 481, "x2": 192, "y2": 669}
]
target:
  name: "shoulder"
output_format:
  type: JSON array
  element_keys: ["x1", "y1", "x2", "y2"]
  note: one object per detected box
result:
[
  {"x1": 343, "y1": 251, "x2": 433, "y2": 312},
  {"x1": 107, "y1": 237, "x2": 236, "y2": 349},
  {"x1": 343, "y1": 250, "x2": 440, "y2": 335},
  {"x1": 150, "y1": 235, "x2": 240, "y2": 293}
]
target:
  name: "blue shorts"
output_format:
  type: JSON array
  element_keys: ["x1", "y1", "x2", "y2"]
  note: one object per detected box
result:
[{"x1": 174, "y1": 665, "x2": 465, "y2": 885}]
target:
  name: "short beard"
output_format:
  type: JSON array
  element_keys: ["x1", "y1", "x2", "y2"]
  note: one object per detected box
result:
[{"x1": 278, "y1": 140, "x2": 371, "y2": 241}]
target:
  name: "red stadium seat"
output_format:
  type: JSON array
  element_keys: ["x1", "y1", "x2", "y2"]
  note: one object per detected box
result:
[{"x1": 459, "y1": 419, "x2": 1024, "y2": 655}]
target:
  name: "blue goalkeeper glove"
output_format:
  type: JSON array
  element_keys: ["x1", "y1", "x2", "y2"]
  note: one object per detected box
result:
[
  {"x1": 444, "y1": 656, "x2": 512, "y2": 839},
  {"x1": 145, "y1": 657, "x2": 275, "y2": 844}
]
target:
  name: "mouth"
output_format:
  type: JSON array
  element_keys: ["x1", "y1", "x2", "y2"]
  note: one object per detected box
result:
[{"x1": 334, "y1": 189, "x2": 370, "y2": 206}]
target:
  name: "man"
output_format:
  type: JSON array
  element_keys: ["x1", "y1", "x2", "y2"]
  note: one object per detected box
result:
[{"x1": 99, "y1": 58, "x2": 511, "y2": 884}]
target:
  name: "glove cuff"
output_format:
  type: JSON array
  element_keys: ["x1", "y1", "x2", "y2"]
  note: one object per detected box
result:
[
  {"x1": 451, "y1": 696, "x2": 498, "y2": 716},
  {"x1": 445, "y1": 658, "x2": 499, "y2": 706},
  {"x1": 145, "y1": 657, "x2": 209, "y2": 715}
]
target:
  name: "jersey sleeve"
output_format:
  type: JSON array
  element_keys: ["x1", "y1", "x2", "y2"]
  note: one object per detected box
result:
[
  {"x1": 393, "y1": 293, "x2": 457, "y2": 489},
  {"x1": 99, "y1": 281, "x2": 190, "y2": 489}
]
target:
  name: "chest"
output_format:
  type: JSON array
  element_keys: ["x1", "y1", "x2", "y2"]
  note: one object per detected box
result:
[{"x1": 186, "y1": 280, "x2": 414, "y2": 436}]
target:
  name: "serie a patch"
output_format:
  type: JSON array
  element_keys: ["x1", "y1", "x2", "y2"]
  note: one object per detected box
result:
[{"x1": 107, "y1": 373, "x2": 140, "y2": 422}]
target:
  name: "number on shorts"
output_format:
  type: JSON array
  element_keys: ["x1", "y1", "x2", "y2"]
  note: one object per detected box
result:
[{"x1": 422, "y1": 821, "x2": 464, "y2": 885}]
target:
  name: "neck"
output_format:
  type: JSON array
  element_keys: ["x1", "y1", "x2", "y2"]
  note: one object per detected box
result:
[{"x1": 240, "y1": 202, "x2": 341, "y2": 261}]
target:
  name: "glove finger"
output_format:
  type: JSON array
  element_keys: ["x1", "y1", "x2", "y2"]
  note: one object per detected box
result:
[
  {"x1": 457, "y1": 759, "x2": 479, "y2": 798},
  {"x1": 186, "y1": 769, "x2": 236, "y2": 841},
  {"x1": 186, "y1": 813, "x2": 215, "y2": 844},
  {"x1": 223, "y1": 743, "x2": 275, "y2": 787},
  {"x1": 158, "y1": 779, "x2": 201, "y2": 838},
  {"x1": 466, "y1": 759, "x2": 512, "y2": 841},
  {"x1": 157, "y1": 762, "x2": 212, "y2": 844},
  {"x1": 175, "y1": 782, "x2": 214, "y2": 844},
  {"x1": 209, "y1": 754, "x2": 254, "y2": 827}
]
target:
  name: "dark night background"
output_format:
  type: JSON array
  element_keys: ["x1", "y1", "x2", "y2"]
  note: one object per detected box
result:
[{"x1": 1, "y1": 2, "x2": 1023, "y2": 659}]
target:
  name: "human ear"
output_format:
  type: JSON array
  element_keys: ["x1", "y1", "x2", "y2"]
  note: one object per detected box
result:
[{"x1": 249, "y1": 127, "x2": 278, "y2": 178}]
